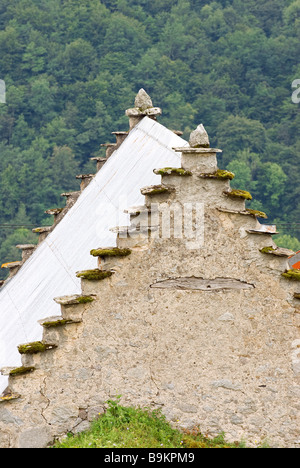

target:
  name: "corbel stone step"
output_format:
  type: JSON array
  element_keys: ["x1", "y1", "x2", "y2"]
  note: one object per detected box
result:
[
  {"x1": 76, "y1": 174, "x2": 95, "y2": 191},
  {"x1": 217, "y1": 207, "x2": 268, "y2": 219},
  {"x1": 16, "y1": 244, "x2": 36, "y2": 262},
  {"x1": 1, "y1": 366, "x2": 35, "y2": 377},
  {"x1": 1, "y1": 261, "x2": 22, "y2": 279},
  {"x1": 0, "y1": 392, "x2": 21, "y2": 403},
  {"x1": 90, "y1": 157, "x2": 107, "y2": 171},
  {"x1": 140, "y1": 184, "x2": 175, "y2": 196},
  {"x1": 198, "y1": 169, "x2": 235, "y2": 180},
  {"x1": 90, "y1": 247, "x2": 132, "y2": 258},
  {"x1": 173, "y1": 147, "x2": 222, "y2": 154},
  {"x1": 61, "y1": 191, "x2": 81, "y2": 208},
  {"x1": 153, "y1": 167, "x2": 192, "y2": 177},
  {"x1": 282, "y1": 270, "x2": 300, "y2": 281},
  {"x1": 76, "y1": 269, "x2": 114, "y2": 281},
  {"x1": 32, "y1": 226, "x2": 52, "y2": 244},
  {"x1": 110, "y1": 225, "x2": 158, "y2": 236},
  {"x1": 223, "y1": 189, "x2": 253, "y2": 201},
  {"x1": 100, "y1": 143, "x2": 117, "y2": 158},
  {"x1": 38, "y1": 315, "x2": 82, "y2": 328},
  {"x1": 17, "y1": 341, "x2": 57, "y2": 355},
  {"x1": 260, "y1": 246, "x2": 295, "y2": 257},
  {"x1": 124, "y1": 205, "x2": 150, "y2": 216},
  {"x1": 111, "y1": 131, "x2": 128, "y2": 145},
  {"x1": 53, "y1": 294, "x2": 96, "y2": 306},
  {"x1": 247, "y1": 226, "x2": 278, "y2": 235},
  {"x1": 45, "y1": 208, "x2": 64, "y2": 223}
]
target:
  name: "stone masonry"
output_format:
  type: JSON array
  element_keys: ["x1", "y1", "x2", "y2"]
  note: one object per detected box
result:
[{"x1": 0, "y1": 97, "x2": 299, "y2": 448}]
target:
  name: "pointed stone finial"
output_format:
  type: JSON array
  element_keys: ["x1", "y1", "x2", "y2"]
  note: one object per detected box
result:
[
  {"x1": 134, "y1": 89, "x2": 153, "y2": 111},
  {"x1": 125, "y1": 89, "x2": 162, "y2": 130},
  {"x1": 189, "y1": 124, "x2": 210, "y2": 148}
]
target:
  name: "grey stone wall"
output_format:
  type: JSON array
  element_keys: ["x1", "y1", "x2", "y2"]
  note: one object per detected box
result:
[{"x1": 0, "y1": 137, "x2": 299, "y2": 448}]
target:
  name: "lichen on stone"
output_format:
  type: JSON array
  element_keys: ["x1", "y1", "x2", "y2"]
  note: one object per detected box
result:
[
  {"x1": 153, "y1": 167, "x2": 192, "y2": 177},
  {"x1": 76, "y1": 269, "x2": 113, "y2": 281},
  {"x1": 90, "y1": 247, "x2": 132, "y2": 258},
  {"x1": 224, "y1": 189, "x2": 253, "y2": 200},
  {"x1": 281, "y1": 270, "x2": 300, "y2": 281},
  {"x1": 199, "y1": 169, "x2": 235, "y2": 180},
  {"x1": 0, "y1": 393, "x2": 20, "y2": 402}
]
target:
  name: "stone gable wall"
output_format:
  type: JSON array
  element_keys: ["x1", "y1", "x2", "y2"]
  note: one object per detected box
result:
[{"x1": 0, "y1": 133, "x2": 299, "y2": 448}]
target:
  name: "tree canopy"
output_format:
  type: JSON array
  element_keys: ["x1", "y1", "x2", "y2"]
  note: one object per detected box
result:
[{"x1": 0, "y1": 0, "x2": 299, "y2": 278}]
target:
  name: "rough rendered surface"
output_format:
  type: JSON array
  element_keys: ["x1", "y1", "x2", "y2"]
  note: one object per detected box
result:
[{"x1": 0, "y1": 125, "x2": 299, "y2": 449}]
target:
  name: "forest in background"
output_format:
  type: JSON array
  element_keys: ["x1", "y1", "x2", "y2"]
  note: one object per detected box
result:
[{"x1": 0, "y1": 0, "x2": 299, "y2": 278}]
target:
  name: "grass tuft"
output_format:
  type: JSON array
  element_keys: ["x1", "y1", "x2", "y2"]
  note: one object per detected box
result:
[{"x1": 52, "y1": 398, "x2": 251, "y2": 449}]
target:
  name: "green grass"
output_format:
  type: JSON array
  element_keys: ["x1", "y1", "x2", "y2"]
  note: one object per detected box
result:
[{"x1": 52, "y1": 398, "x2": 247, "y2": 449}]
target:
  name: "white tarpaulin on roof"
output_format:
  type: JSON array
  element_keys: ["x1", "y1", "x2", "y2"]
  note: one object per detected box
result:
[{"x1": 0, "y1": 117, "x2": 187, "y2": 393}]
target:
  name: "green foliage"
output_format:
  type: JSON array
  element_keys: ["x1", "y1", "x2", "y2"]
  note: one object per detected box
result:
[{"x1": 0, "y1": 0, "x2": 299, "y2": 270}]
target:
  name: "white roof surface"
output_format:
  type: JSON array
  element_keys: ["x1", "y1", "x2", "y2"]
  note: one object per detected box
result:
[{"x1": 0, "y1": 117, "x2": 187, "y2": 393}]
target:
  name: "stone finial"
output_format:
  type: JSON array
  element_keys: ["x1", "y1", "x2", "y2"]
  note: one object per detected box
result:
[
  {"x1": 134, "y1": 89, "x2": 153, "y2": 111},
  {"x1": 189, "y1": 124, "x2": 210, "y2": 148},
  {"x1": 126, "y1": 89, "x2": 162, "y2": 130}
]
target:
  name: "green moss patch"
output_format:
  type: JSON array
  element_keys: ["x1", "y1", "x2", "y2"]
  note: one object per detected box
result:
[
  {"x1": 281, "y1": 270, "x2": 300, "y2": 281},
  {"x1": 260, "y1": 246, "x2": 275, "y2": 254},
  {"x1": 9, "y1": 366, "x2": 35, "y2": 376},
  {"x1": 90, "y1": 248, "x2": 132, "y2": 258},
  {"x1": 141, "y1": 185, "x2": 174, "y2": 196},
  {"x1": 153, "y1": 167, "x2": 192, "y2": 176},
  {"x1": 76, "y1": 269, "x2": 113, "y2": 281},
  {"x1": 18, "y1": 341, "x2": 57, "y2": 355},
  {"x1": 246, "y1": 209, "x2": 268, "y2": 219},
  {"x1": 199, "y1": 169, "x2": 235, "y2": 180},
  {"x1": 42, "y1": 319, "x2": 71, "y2": 328},
  {"x1": 77, "y1": 296, "x2": 95, "y2": 303},
  {"x1": 224, "y1": 189, "x2": 252, "y2": 200}
]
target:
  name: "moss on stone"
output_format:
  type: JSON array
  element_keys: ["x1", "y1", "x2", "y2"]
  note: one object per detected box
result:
[
  {"x1": 224, "y1": 189, "x2": 253, "y2": 200},
  {"x1": 9, "y1": 366, "x2": 35, "y2": 376},
  {"x1": 153, "y1": 167, "x2": 192, "y2": 177},
  {"x1": 141, "y1": 185, "x2": 174, "y2": 196},
  {"x1": 18, "y1": 341, "x2": 57, "y2": 355},
  {"x1": 281, "y1": 270, "x2": 300, "y2": 281},
  {"x1": 246, "y1": 209, "x2": 268, "y2": 219},
  {"x1": 260, "y1": 246, "x2": 275, "y2": 254},
  {"x1": 199, "y1": 169, "x2": 235, "y2": 180},
  {"x1": 76, "y1": 269, "x2": 113, "y2": 281},
  {"x1": 90, "y1": 248, "x2": 132, "y2": 258},
  {"x1": 77, "y1": 295, "x2": 96, "y2": 303},
  {"x1": 42, "y1": 319, "x2": 71, "y2": 328}
]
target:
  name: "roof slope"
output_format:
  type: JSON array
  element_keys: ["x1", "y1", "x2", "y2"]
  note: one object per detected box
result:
[{"x1": 0, "y1": 117, "x2": 187, "y2": 393}]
